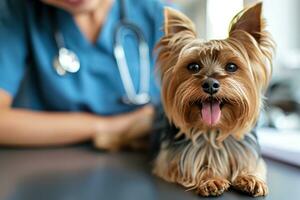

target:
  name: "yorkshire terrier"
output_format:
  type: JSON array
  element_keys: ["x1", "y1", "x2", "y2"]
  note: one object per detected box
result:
[{"x1": 153, "y1": 2, "x2": 275, "y2": 197}]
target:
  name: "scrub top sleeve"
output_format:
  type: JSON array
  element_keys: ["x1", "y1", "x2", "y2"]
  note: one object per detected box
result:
[{"x1": 0, "y1": 0, "x2": 27, "y2": 97}]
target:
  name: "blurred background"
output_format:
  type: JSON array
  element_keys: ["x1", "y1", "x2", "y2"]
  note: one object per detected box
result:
[
  {"x1": 0, "y1": 1, "x2": 299, "y2": 200},
  {"x1": 162, "y1": 0, "x2": 300, "y2": 166},
  {"x1": 1, "y1": 1, "x2": 300, "y2": 200}
]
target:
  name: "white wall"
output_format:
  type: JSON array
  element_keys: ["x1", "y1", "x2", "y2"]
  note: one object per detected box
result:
[{"x1": 263, "y1": 0, "x2": 300, "y2": 70}]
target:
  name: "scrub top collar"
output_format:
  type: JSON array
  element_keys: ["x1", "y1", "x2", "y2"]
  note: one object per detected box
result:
[{"x1": 54, "y1": 1, "x2": 120, "y2": 53}]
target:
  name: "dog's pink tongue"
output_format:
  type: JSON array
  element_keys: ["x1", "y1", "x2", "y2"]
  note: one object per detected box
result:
[{"x1": 201, "y1": 101, "x2": 221, "y2": 126}]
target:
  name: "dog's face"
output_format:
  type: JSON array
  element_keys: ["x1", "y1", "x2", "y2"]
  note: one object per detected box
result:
[{"x1": 157, "y1": 3, "x2": 275, "y2": 139}]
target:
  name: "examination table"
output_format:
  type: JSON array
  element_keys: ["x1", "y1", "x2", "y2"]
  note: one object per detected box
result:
[{"x1": 0, "y1": 144, "x2": 299, "y2": 200}]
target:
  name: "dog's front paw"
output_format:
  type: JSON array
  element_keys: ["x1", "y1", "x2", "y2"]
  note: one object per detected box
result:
[
  {"x1": 196, "y1": 178, "x2": 230, "y2": 196},
  {"x1": 233, "y1": 175, "x2": 268, "y2": 197}
]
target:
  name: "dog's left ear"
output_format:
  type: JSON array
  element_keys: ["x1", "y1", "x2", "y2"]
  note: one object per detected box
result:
[
  {"x1": 229, "y1": 2, "x2": 263, "y2": 42},
  {"x1": 229, "y1": 2, "x2": 275, "y2": 91},
  {"x1": 164, "y1": 7, "x2": 196, "y2": 37}
]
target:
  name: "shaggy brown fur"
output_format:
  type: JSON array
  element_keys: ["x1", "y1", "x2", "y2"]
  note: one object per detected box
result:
[{"x1": 154, "y1": 2, "x2": 275, "y2": 197}]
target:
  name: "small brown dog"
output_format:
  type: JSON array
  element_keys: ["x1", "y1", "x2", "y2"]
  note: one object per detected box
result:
[{"x1": 153, "y1": 2, "x2": 275, "y2": 197}]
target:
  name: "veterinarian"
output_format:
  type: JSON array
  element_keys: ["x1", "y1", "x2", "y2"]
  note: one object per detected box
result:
[{"x1": 0, "y1": 0, "x2": 164, "y2": 149}]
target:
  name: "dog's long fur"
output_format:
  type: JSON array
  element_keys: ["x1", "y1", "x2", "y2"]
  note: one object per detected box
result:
[{"x1": 153, "y1": 2, "x2": 275, "y2": 197}]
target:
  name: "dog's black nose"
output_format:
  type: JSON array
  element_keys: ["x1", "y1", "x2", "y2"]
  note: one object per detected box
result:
[{"x1": 202, "y1": 78, "x2": 220, "y2": 94}]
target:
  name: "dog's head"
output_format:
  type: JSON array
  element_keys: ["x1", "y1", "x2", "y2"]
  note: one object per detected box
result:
[{"x1": 156, "y1": 3, "x2": 275, "y2": 140}]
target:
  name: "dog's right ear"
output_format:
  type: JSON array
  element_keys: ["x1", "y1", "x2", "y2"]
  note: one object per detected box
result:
[
  {"x1": 164, "y1": 7, "x2": 196, "y2": 36},
  {"x1": 156, "y1": 8, "x2": 197, "y2": 81}
]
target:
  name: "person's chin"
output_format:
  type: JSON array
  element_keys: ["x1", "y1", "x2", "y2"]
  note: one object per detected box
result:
[{"x1": 62, "y1": 0, "x2": 100, "y2": 14}]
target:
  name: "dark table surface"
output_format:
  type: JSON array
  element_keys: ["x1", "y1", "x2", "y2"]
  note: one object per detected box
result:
[{"x1": 0, "y1": 145, "x2": 299, "y2": 200}]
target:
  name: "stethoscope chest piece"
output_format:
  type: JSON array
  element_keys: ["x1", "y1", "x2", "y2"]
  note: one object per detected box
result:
[{"x1": 53, "y1": 48, "x2": 80, "y2": 76}]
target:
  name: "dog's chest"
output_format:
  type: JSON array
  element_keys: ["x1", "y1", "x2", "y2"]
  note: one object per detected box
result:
[{"x1": 160, "y1": 129, "x2": 261, "y2": 178}]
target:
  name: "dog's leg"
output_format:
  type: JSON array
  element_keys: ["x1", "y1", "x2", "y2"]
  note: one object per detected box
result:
[
  {"x1": 153, "y1": 147, "x2": 230, "y2": 196},
  {"x1": 154, "y1": 161, "x2": 230, "y2": 196},
  {"x1": 232, "y1": 158, "x2": 268, "y2": 197},
  {"x1": 153, "y1": 149, "x2": 180, "y2": 183}
]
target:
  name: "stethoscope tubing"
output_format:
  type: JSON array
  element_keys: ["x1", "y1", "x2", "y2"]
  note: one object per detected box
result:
[{"x1": 113, "y1": 21, "x2": 151, "y2": 104}]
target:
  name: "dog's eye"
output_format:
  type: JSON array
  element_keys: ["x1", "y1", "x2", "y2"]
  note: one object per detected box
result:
[
  {"x1": 187, "y1": 63, "x2": 201, "y2": 73},
  {"x1": 225, "y1": 63, "x2": 238, "y2": 73}
]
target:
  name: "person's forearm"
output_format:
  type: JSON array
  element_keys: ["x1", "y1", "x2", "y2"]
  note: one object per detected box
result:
[{"x1": 0, "y1": 109, "x2": 100, "y2": 147}]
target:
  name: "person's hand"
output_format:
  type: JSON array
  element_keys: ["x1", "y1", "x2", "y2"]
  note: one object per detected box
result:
[{"x1": 93, "y1": 105, "x2": 154, "y2": 151}]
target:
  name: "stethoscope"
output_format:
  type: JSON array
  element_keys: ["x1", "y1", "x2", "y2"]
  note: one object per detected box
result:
[{"x1": 52, "y1": 0, "x2": 151, "y2": 105}]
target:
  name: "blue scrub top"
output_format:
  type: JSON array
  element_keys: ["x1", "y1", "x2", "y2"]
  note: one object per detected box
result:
[{"x1": 0, "y1": 0, "x2": 164, "y2": 115}]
